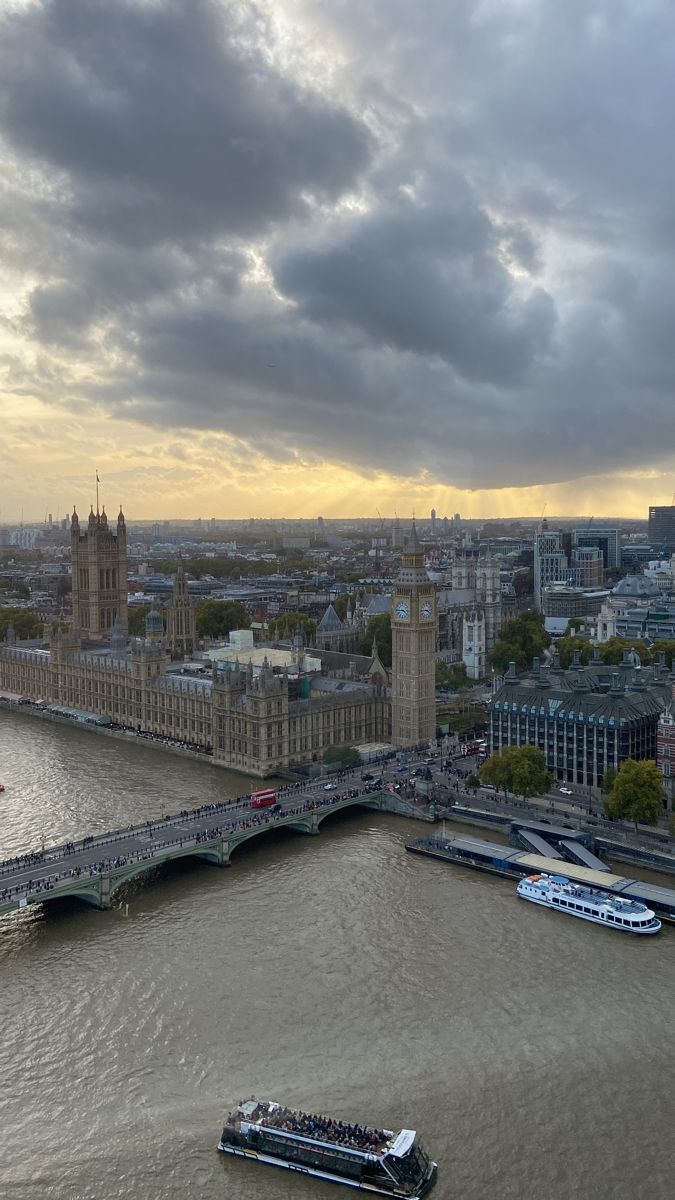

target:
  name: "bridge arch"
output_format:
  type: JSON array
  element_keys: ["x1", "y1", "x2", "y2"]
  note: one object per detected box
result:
[
  {"x1": 225, "y1": 816, "x2": 315, "y2": 862},
  {"x1": 106, "y1": 842, "x2": 226, "y2": 900},
  {"x1": 313, "y1": 795, "x2": 381, "y2": 828}
]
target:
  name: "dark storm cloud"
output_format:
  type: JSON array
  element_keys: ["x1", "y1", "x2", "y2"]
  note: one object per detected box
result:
[
  {"x1": 0, "y1": 0, "x2": 370, "y2": 246},
  {"x1": 1, "y1": 0, "x2": 675, "y2": 489},
  {"x1": 273, "y1": 186, "x2": 556, "y2": 385}
]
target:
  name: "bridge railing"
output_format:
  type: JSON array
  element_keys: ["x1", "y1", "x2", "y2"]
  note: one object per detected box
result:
[{"x1": 0, "y1": 784, "x2": 384, "y2": 903}]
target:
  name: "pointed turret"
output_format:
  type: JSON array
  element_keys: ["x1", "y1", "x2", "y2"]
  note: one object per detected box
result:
[
  {"x1": 117, "y1": 505, "x2": 125, "y2": 527},
  {"x1": 71, "y1": 506, "x2": 79, "y2": 532}
]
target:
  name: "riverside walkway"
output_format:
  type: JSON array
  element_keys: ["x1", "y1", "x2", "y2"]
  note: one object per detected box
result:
[{"x1": 0, "y1": 775, "x2": 388, "y2": 918}]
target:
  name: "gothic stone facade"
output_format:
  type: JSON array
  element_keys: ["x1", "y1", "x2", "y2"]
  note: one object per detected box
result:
[
  {"x1": 0, "y1": 512, "x2": 438, "y2": 775},
  {"x1": 71, "y1": 507, "x2": 128, "y2": 639},
  {"x1": 391, "y1": 524, "x2": 437, "y2": 747},
  {"x1": 0, "y1": 637, "x2": 388, "y2": 777}
]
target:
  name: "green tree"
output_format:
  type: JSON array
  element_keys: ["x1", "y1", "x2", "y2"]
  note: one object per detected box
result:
[
  {"x1": 0, "y1": 606, "x2": 42, "y2": 640},
  {"x1": 10, "y1": 582, "x2": 30, "y2": 600},
  {"x1": 480, "y1": 745, "x2": 552, "y2": 798},
  {"x1": 127, "y1": 604, "x2": 150, "y2": 637},
  {"x1": 357, "y1": 613, "x2": 392, "y2": 667},
  {"x1": 436, "y1": 661, "x2": 469, "y2": 691},
  {"x1": 601, "y1": 766, "x2": 617, "y2": 795},
  {"x1": 603, "y1": 760, "x2": 664, "y2": 832},
  {"x1": 323, "y1": 745, "x2": 360, "y2": 768},
  {"x1": 479, "y1": 751, "x2": 512, "y2": 796},
  {"x1": 195, "y1": 600, "x2": 251, "y2": 639},
  {"x1": 332, "y1": 594, "x2": 351, "y2": 621},
  {"x1": 565, "y1": 617, "x2": 585, "y2": 634},
  {"x1": 599, "y1": 637, "x2": 653, "y2": 665},
  {"x1": 555, "y1": 636, "x2": 593, "y2": 669},
  {"x1": 268, "y1": 612, "x2": 317, "y2": 643},
  {"x1": 488, "y1": 610, "x2": 551, "y2": 673},
  {"x1": 466, "y1": 775, "x2": 481, "y2": 791}
]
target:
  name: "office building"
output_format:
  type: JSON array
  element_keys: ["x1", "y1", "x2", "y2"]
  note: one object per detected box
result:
[{"x1": 534, "y1": 526, "x2": 567, "y2": 610}]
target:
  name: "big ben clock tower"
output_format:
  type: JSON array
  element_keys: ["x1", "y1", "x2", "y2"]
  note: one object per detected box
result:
[{"x1": 391, "y1": 520, "x2": 437, "y2": 747}]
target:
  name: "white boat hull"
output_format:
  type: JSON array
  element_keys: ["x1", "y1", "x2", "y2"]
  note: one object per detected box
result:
[
  {"x1": 518, "y1": 893, "x2": 661, "y2": 933},
  {"x1": 217, "y1": 1141, "x2": 432, "y2": 1198}
]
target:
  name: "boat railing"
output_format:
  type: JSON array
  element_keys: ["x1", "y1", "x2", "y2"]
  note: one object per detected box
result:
[{"x1": 246, "y1": 1104, "x2": 391, "y2": 1153}]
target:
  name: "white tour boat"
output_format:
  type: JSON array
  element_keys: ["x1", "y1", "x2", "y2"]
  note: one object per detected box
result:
[
  {"x1": 517, "y1": 873, "x2": 661, "y2": 933},
  {"x1": 218, "y1": 1098, "x2": 437, "y2": 1197}
]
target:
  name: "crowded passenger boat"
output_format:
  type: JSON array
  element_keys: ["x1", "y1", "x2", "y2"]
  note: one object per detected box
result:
[{"x1": 218, "y1": 1097, "x2": 437, "y2": 1196}]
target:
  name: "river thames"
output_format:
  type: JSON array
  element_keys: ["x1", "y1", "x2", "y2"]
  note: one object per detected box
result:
[{"x1": 1, "y1": 709, "x2": 673, "y2": 1200}]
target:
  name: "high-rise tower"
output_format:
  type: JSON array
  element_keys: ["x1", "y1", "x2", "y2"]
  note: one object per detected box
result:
[
  {"x1": 71, "y1": 505, "x2": 128, "y2": 640},
  {"x1": 391, "y1": 521, "x2": 437, "y2": 747}
]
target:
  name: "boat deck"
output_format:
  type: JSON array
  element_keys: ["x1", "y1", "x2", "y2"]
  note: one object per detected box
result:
[
  {"x1": 554, "y1": 881, "x2": 647, "y2": 913},
  {"x1": 233, "y1": 1100, "x2": 393, "y2": 1154}
]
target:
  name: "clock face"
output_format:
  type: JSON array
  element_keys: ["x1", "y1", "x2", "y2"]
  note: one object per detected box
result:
[
  {"x1": 420, "y1": 600, "x2": 434, "y2": 620},
  {"x1": 395, "y1": 600, "x2": 410, "y2": 621}
]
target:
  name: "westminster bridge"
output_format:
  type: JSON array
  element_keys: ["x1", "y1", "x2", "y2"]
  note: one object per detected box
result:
[{"x1": 0, "y1": 776, "x2": 427, "y2": 918}]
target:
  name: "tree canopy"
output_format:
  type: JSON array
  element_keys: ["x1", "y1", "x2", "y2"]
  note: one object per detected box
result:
[
  {"x1": 268, "y1": 612, "x2": 317, "y2": 643},
  {"x1": 603, "y1": 760, "x2": 664, "y2": 831},
  {"x1": 597, "y1": 637, "x2": 654, "y2": 665},
  {"x1": 332, "y1": 593, "x2": 354, "y2": 621},
  {"x1": 357, "y1": 613, "x2": 391, "y2": 666},
  {"x1": 554, "y1": 636, "x2": 593, "y2": 669},
  {"x1": 488, "y1": 610, "x2": 551, "y2": 674},
  {"x1": 436, "y1": 660, "x2": 469, "y2": 691},
  {"x1": 127, "y1": 604, "x2": 150, "y2": 637},
  {"x1": 195, "y1": 600, "x2": 250, "y2": 639},
  {"x1": 0, "y1": 606, "x2": 42, "y2": 641},
  {"x1": 480, "y1": 745, "x2": 552, "y2": 798},
  {"x1": 323, "y1": 745, "x2": 360, "y2": 768}
]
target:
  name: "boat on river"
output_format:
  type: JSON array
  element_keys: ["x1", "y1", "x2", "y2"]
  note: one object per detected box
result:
[
  {"x1": 517, "y1": 873, "x2": 661, "y2": 933},
  {"x1": 218, "y1": 1097, "x2": 437, "y2": 1197}
]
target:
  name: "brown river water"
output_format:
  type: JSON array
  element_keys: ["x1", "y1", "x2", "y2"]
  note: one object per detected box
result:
[{"x1": 1, "y1": 708, "x2": 673, "y2": 1200}]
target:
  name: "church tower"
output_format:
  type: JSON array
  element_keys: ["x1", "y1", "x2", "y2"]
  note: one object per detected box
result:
[
  {"x1": 71, "y1": 504, "x2": 128, "y2": 641},
  {"x1": 165, "y1": 556, "x2": 197, "y2": 659},
  {"x1": 391, "y1": 521, "x2": 437, "y2": 747}
]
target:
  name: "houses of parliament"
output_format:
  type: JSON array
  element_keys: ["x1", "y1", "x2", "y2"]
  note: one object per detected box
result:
[{"x1": 0, "y1": 508, "x2": 439, "y2": 776}]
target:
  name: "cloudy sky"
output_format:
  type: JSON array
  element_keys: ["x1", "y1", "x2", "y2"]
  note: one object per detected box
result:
[{"x1": 1, "y1": 0, "x2": 674, "y2": 520}]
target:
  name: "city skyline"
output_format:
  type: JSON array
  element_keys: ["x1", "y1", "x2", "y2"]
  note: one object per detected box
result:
[
  {"x1": 1, "y1": 455, "x2": 672, "y2": 525},
  {"x1": 2, "y1": 2, "x2": 675, "y2": 522}
]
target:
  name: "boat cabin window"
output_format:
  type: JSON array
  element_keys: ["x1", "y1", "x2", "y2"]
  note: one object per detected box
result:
[{"x1": 386, "y1": 1142, "x2": 430, "y2": 1187}]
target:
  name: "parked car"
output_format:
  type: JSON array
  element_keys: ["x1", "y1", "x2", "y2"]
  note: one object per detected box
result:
[
  {"x1": 559, "y1": 786, "x2": 574, "y2": 796},
  {"x1": 361, "y1": 772, "x2": 374, "y2": 781}
]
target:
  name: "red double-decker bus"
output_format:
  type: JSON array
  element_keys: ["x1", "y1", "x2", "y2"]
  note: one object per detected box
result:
[{"x1": 250, "y1": 788, "x2": 277, "y2": 809}]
